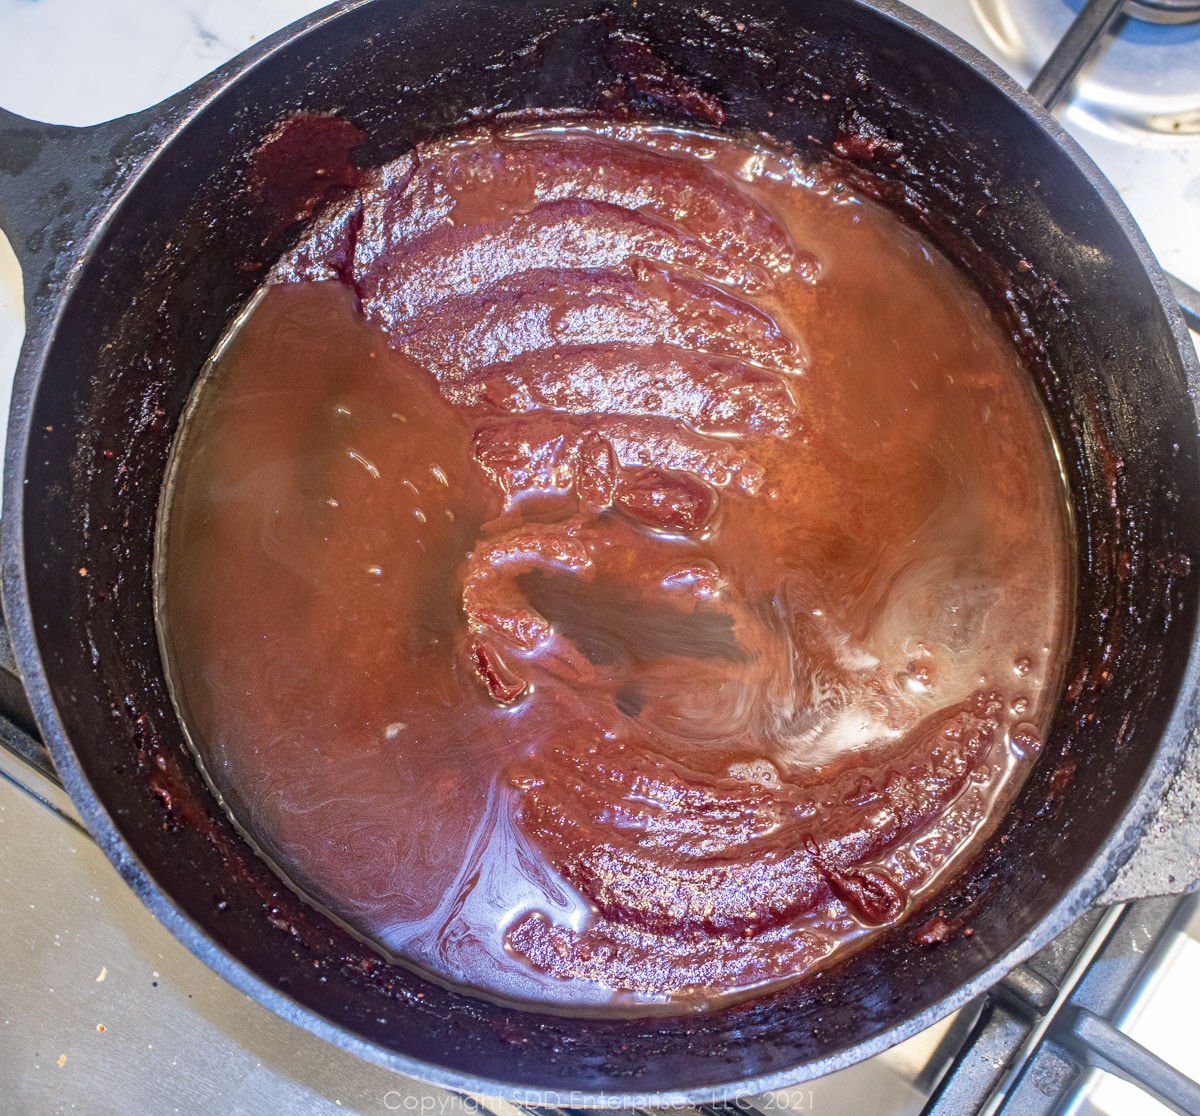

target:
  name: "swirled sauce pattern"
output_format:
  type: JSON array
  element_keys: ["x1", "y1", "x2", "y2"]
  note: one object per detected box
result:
[{"x1": 159, "y1": 122, "x2": 1071, "y2": 1011}]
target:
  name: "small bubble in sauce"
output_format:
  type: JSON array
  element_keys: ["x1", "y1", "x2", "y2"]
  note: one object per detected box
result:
[
  {"x1": 729, "y1": 758, "x2": 781, "y2": 786},
  {"x1": 1008, "y1": 723, "x2": 1042, "y2": 759}
]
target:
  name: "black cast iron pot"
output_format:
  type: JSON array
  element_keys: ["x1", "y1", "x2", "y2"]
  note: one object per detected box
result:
[{"x1": 1, "y1": 0, "x2": 1199, "y2": 1102}]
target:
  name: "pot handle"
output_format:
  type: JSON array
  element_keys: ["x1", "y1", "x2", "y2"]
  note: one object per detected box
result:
[
  {"x1": 0, "y1": 107, "x2": 176, "y2": 793},
  {"x1": 0, "y1": 105, "x2": 171, "y2": 308},
  {"x1": 1096, "y1": 731, "x2": 1200, "y2": 905},
  {"x1": 0, "y1": 0, "x2": 347, "y2": 293}
]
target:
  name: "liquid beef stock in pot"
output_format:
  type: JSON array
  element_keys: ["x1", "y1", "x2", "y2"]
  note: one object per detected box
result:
[{"x1": 156, "y1": 119, "x2": 1073, "y2": 1014}]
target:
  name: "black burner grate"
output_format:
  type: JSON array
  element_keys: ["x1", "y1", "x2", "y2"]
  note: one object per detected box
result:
[
  {"x1": 1032, "y1": 0, "x2": 1200, "y2": 110},
  {"x1": 922, "y1": 897, "x2": 1200, "y2": 1115}
]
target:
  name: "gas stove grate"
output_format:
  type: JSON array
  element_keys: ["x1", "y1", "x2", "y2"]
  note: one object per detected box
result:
[{"x1": 921, "y1": 896, "x2": 1200, "y2": 1115}]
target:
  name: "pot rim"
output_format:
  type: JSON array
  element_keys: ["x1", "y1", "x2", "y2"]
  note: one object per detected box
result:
[{"x1": 3, "y1": 0, "x2": 1198, "y2": 1103}]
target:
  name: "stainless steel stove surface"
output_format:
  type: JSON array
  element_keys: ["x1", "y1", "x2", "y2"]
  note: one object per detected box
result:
[{"x1": 1, "y1": 1, "x2": 1198, "y2": 1114}]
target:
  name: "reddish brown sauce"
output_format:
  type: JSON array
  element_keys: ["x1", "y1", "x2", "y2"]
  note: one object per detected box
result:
[{"x1": 157, "y1": 122, "x2": 1072, "y2": 1013}]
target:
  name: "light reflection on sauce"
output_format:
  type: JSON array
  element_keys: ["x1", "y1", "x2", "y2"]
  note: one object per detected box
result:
[{"x1": 157, "y1": 121, "x2": 1072, "y2": 1014}]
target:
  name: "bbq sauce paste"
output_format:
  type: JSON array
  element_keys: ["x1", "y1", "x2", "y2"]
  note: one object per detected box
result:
[{"x1": 157, "y1": 121, "x2": 1072, "y2": 1013}]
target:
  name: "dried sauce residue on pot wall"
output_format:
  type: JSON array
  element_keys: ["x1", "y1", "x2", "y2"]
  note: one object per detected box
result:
[{"x1": 156, "y1": 121, "x2": 1073, "y2": 1013}]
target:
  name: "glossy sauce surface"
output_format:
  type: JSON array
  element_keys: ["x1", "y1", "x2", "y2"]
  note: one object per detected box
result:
[{"x1": 158, "y1": 122, "x2": 1072, "y2": 1012}]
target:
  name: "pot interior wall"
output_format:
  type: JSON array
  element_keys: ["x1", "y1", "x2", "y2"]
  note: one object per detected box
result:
[{"x1": 14, "y1": 0, "x2": 1200, "y2": 1096}]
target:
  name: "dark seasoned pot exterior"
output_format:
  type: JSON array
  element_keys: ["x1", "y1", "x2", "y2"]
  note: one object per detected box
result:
[{"x1": 1, "y1": 0, "x2": 1198, "y2": 1101}]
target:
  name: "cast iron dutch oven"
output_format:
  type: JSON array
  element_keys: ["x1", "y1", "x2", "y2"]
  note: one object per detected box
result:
[{"x1": 1, "y1": 0, "x2": 1199, "y2": 1102}]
